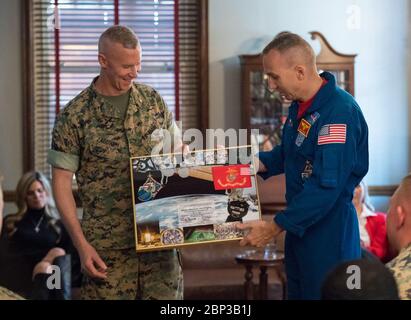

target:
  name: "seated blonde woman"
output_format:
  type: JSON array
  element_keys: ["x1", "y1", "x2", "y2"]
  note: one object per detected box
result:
[
  {"x1": 1, "y1": 173, "x2": 74, "y2": 300},
  {"x1": 2, "y1": 171, "x2": 81, "y2": 299},
  {"x1": 3, "y1": 171, "x2": 72, "y2": 261}
]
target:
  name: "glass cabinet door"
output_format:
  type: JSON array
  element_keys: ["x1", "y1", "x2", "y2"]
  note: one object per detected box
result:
[{"x1": 249, "y1": 71, "x2": 289, "y2": 151}]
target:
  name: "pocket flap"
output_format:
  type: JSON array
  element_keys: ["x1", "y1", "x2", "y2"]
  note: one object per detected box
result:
[{"x1": 320, "y1": 148, "x2": 339, "y2": 188}]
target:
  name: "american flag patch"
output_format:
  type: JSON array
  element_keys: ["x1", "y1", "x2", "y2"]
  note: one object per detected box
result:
[{"x1": 318, "y1": 124, "x2": 346, "y2": 145}]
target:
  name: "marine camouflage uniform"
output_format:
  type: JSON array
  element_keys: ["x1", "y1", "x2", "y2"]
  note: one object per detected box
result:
[
  {"x1": 386, "y1": 243, "x2": 411, "y2": 300},
  {"x1": 47, "y1": 78, "x2": 183, "y2": 300}
]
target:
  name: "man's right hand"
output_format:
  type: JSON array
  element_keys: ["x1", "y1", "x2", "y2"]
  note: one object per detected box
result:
[{"x1": 78, "y1": 241, "x2": 108, "y2": 280}]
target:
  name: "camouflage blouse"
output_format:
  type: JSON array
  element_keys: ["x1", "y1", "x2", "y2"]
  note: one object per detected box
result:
[
  {"x1": 387, "y1": 243, "x2": 411, "y2": 300},
  {"x1": 48, "y1": 79, "x2": 177, "y2": 250}
]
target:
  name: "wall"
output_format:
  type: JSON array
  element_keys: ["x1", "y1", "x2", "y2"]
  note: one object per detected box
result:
[
  {"x1": 0, "y1": 0, "x2": 22, "y2": 214},
  {"x1": 209, "y1": 0, "x2": 410, "y2": 190}
]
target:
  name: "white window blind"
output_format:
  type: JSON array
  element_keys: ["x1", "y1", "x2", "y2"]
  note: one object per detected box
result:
[{"x1": 32, "y1": 0, "x2": 204, "y2": 177}]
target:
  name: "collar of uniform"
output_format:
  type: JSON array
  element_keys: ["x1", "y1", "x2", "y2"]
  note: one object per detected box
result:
[
  {"x1": 87, "y1": 76, "x2": 129, "y2": 119},
  {"x1": 398, "y1": 242, "x2": 411, "y2": 257},
  {"x1": 280, "y1": 72, "x2": 337, "y2": 122},
  {"x1": 304, "y1": 71, "x2": 337, "y2": 114},
  {"x1": 288, "y1": 101, "x2": 299, "y2": 121}
]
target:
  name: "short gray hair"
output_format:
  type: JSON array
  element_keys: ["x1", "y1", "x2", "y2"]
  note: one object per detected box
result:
[
  {"x1": 262, "y1": 31, "x2": 315, "y2": 66},
  {"x1": 98, "y1": 25, "x2": 140, "y2": 53}
]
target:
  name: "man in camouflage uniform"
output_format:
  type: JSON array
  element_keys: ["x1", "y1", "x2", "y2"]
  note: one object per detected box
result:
[
  {"x1": 47, "y1": 25, "x2": 183, "y2": 299},
  {"x1": 386, "y1": 173, "x2": 411, "y2": 300}
]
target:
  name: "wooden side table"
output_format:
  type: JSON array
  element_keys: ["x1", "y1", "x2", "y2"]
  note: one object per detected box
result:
[{"x1": 235, "y1": 249, "x2": 286, "y2": 300}]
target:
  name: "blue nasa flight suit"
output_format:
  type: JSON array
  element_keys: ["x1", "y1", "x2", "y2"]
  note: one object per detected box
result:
[{"x1": 258, "y1": 71, "x2": 368, "y2": 299}]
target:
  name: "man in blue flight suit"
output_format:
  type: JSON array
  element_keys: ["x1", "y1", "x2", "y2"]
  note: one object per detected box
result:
[{"x1": 237, "y1": 32, "x2": 369, "y2": 300}]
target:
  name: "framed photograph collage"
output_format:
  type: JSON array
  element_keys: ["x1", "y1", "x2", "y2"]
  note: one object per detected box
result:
[{"x1": 130, "y1": 146, "x2": 262, "y2": 252}]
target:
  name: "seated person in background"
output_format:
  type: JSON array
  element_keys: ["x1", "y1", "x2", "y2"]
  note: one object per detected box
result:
[
  {"x1": 353, "y1": 181, "x2": 389, "y2": 261},
  {"x1": 321, "y1": 259, "x2": 399, "y2": 300},
  {"x1": 2, "y1": 171, "x2": 81, "y2": 298},
  {"x1": 0, "y1": 173, "x2": 58, "y2": 300},
  {"x1": 386, "y1": 174, "x2": 411, "y2": 300}
]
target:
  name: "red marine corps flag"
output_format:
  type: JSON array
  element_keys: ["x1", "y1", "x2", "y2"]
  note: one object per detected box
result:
[{"x1": 211, "y1": 164, "x2": 252, "y2": 190}]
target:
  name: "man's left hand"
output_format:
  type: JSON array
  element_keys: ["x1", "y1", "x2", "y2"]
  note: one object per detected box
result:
[{"x1": 236, "y1": 220, "x2": 282, "y2": 247}]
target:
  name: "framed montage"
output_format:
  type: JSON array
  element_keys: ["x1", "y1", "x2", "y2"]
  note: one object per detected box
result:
[{"x1": 130, "y1": 146, "x2": 262, "y2": 252}]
